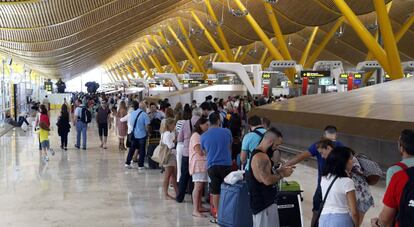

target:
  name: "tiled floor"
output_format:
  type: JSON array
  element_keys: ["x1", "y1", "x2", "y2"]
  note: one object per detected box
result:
[{"x1": 0, "y1": 117, "x2": 385, "y2": 227}]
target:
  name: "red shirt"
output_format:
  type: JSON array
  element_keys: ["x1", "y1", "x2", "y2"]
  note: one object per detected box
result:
[
  {"x1": 383, "y1": 170, "x2": 409, "y2": 227},
  {"x1": 40, "y1": 114, "x2": 50, "y2": 127}
]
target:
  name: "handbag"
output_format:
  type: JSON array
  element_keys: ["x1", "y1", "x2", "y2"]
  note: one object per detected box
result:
[
  {"x1": 151, "y1": 133, "x2": 171, "y2": 165},
  {"x1": 126, "y1": 111, "x2": 143, "y2": 148},
  {"x1": 312, "y1": 176, "x2": 339, "y2": 227},
  {"x1": 355, "y1": 153, "x2": 383, "y2": 185}
]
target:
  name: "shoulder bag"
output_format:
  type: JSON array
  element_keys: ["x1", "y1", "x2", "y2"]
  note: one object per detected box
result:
[
  {"x1": 126, "y1": 111, "x2": 143, "y2": 147},
  {"x1": 151, "y1": 133, "x2": 171, "y2": 165}
]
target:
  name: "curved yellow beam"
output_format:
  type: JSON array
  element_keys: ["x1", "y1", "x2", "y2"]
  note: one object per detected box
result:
[
  {"x1": 177, "y1": 18, "x2": 206, "y2": 74},
  {"x1": 332, "y1": 0, "x2": 390, "y2": 74},
  {"x1": 158, "y1": 31, "x2": 180, "y2": 72},
  {"x1": 373, "y1": 0, "x2": 403, "y2": 79},
  {"x1": 264, "y1": 3, "x2": 292, "y2": 60},
  {"x1": 205, "y1": 0, "x2": 234, "y2": 61},
  {"x1": 190, "y1": 11, "x2": 230, "y2": 62},
  {"x1": 141, "y1": 45, "x2": 164, "y2": 73},
  {"x1": 259, "y1": 48, "x2": 269, "y2": 66},
  {"x1": 151, "y1": 36, "x2": 181, "y2": 74},
  {"x1": 167, "y1": 25, "x2": 202, "y2": 72},
  {"x1": 300, "y1": 27, "x2": 319, "y2": 65},
  {"x1": 305, "y1": 17, "x2": 344, "y2": 69},
  {"x1": 131, "y1": 49, "x2": 153, "y2": 78}
]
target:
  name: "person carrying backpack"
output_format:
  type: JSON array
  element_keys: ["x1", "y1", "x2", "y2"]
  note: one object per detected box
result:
[
  {"x1": 371, "y1": 129, "x2": 414, "y2": 227},
  {"x1": 74, "y1": 99, "x2": 91, "y2": 150},
  {"x1": 240, "y1": 115, "x2": 267, "y2": 171}
]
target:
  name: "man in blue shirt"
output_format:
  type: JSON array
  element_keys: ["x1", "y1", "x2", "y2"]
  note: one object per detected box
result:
[
  {"x1": 125, "y1": 101, "x2": 150, "y2": 169},
  {"x1": 285, "y1": 125, "x2": 344, "y2": 226},
  {"x1": 201, "y1": 113, "x2": 232, "y2": 222},
  {"x1": 240, "y1": 115, "x2": 267, "y2": 170}
]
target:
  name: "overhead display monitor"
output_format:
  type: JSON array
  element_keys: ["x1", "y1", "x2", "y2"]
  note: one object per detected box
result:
[
  {"x1": 354, "y1": 73, "x2": 362, "y2": 79},
  {"x1": 300, "y1": 70, "x2": 331, "y2": 78},
  {"x1": 354, "y1": 79, "x2": 362, "y2": 85},
  {"x1": 262, "y1": 73, "x2": 271, "y2": 79},
  {"x1": 340, "y1": 73, "x2": 348, "y2": 78},
  {"x1": 319, "y1": 77, "x2": 333, "y2": 86}
]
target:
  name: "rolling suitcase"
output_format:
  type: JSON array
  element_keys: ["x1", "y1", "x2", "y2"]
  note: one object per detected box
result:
[
  {"x1": 218, "y1": 181, "x2": 253, "y2": 227},
  {"x1": 277, "y1": 181, "x2": 304, "y2": 227}
]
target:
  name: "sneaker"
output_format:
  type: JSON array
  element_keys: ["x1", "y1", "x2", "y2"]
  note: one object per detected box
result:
[
  {"x1": 50, "y1": 149, "x2": 55, "y2": 156},
  {"x1": 138, "y1": 167, "x2": 145, "y2": 170},
  {"x1": 125, "y1": 164, "x2": 132, "y2": 169},
  {"x1": 44, "y1": 156, "x2": 49, "y2": 162},
  {"x1": 75, "y1": 145, "x2": 80, "y2": 149},
  {"x1": 82, "y1": 147, "x2": 87, "y2": 150}
]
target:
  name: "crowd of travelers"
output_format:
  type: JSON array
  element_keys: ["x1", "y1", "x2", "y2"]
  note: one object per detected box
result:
[{"x1": 4, "y1": 91, "x2": 414, "y2": 227}]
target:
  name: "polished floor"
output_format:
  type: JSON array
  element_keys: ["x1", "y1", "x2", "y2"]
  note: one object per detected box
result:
[{"x1": 0, "y1": 118, "x2": 385, "y2": 227}]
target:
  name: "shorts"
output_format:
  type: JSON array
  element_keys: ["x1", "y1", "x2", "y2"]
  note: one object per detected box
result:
[
  {"x1": 41, "y1": 140, "x2": 50, "y2": 150},
  {"x1": 98, "y1": 123, "x2": 108, "y2": 137},
  {"x1": 192, "y1": 172, "x2": 208, "y2": 182},
  {"x1": 207, "y1": 165, "x2": 233, "y2": 195}
]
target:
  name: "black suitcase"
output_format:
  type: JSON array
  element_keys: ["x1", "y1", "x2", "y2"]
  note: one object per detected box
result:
[
  {"x1": 147, "y1": 132, "x2": 160, "y2": 169},
  {"x1": 277, "y1": 191, "x2": 303, "y2": 227}
]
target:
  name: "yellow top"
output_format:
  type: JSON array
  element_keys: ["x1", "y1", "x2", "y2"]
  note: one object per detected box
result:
[{"x1": 39, "y1": 128, "x2": 49, "y2": 142}]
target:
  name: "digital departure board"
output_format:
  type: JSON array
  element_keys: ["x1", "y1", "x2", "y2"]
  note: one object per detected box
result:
[{"x1": 300, "y1": 71, "x2": 331, "y2": 78}]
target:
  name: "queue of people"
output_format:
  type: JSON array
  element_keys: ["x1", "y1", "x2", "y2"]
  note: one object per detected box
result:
[{"x1": 6, "y1": 91, "x2": 414, "y2": 227}]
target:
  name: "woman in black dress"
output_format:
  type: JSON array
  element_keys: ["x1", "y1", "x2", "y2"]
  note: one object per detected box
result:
[{"x1": 57, "y1": 104, "x2": 71, "y2": 150}]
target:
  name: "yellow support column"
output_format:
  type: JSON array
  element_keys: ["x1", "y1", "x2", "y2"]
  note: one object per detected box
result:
[
  {"x1": 332, "y1": 0, "x2": 390, "y2": 73},
  {"x1": 181, "y1": 60, "x2": 190, "y2": 73},
  {"x1": 109, "y1": 66, "x2": 120, "y2": 81},
  {"x1": 140, "y1": 45, "x2": 164, "y2": 73},
  {"x1": 259, "y1": 48, "x2": 269, "y2": 65},
  {"x1": 300, "y1": 27, "x2": 319, "y2": 65},
  {"x1": 233, "y1": 0, "x2": 288, "y2": 80},
  {"x1": 167, "y1": 25, "x2": 202, "y2": 72},
  {"x1": 205, "y1": 0, "x2": 234, "y2": 61},
  {"x1": 118, "y1": 62, "x2": 132, "y2": 83},
  {"x1": 158, "y1": 31, "x2": 181, "y2": 72},
  {"x1": 151, "y1": 37, "x2": 181, "y2": 74},
  {"x1": 305, "y1": 18, "x2": 344, "y2": 68},
  {"x1": 113, "y1": 64, "x2": 126, "y2": 81},
  {"x1": 126, "y1": 53, "x2": 145, "y2": 78},
  {"x1": 104, "y1": 67, "x2": 115, "y2": 82},
  {"x1": 395, "y1": 13, "x2": 414, "y2": 42},
  {"x1": 239, "y1": 45, "x2": 255, "y2": 63},
  {"x1": 132, "y1": 49, "x2": 153, "y2": 78},
  {"x1": 190, "y1": 11, "x2": 230, "y2": 62},
  {"x1": 373, "y1": 0, "x2": 403, "y2": 79},
  {"x1": 234, "y1": 46, "x2": 243, "y2": 61},
  {"x1": 264, "y1": 3, "x2": 292, "y2": 60},
  {"x1": 177, "y1": 18, "x2": 206, "y2": 73}
]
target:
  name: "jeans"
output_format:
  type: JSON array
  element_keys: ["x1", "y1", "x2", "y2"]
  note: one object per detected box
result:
[
  {"x1": 176, "y1": 156, "x2": 192, "y2": 203},
  {"x1": 319, "y1": 213, "x2": 353, "y2": 227},
  {"x1": 126, "y1": 137, "x2": 147, "y2": 167},
  {"x1": 76, "y1": 121, "x2": 88, "y2": 148}
]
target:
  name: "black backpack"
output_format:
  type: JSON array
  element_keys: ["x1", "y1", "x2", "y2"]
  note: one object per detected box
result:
[
  {"x1": 81, "y1": 107, "x2": 92, "y2": 124},
  {"x1": 397, "y1": 167, "x2": 414, "y2": 226}
]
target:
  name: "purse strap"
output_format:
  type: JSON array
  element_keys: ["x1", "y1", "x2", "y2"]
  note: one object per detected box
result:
[
  {"x1": 131, "y1": 110, "x2": 143, "y2": 134},
  {"x1": 321, "y1": 175, "x2": 339, "y2": 210}
]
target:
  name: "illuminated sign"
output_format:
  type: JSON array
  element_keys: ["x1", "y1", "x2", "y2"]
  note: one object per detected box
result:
[
  {"x1": 44, "y1": 81, "x2": 53, "y2": 92},
  {"x1": 300, "y1": 71, "x2": 331, "y2": 78},
  {"x1": 340, "y1": 73, "x2": 349, "y2": 78},
  {"x1": 354, "y1": 79, "x2": 362, "y2": 85},
  {"x1": 319, "y1": 78, "x2": 333, "y2": 86},
  {"x1": 354, "y1": 73, "x2": 362, "y2": 79},
  {"x1": 262, "y1": 73, "x2": 271, "y2": 79}
]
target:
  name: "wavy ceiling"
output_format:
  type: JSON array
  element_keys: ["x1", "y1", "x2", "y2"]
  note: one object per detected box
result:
[{"x1": 0, "y1": 0, "x2": 412, "y2": 78}]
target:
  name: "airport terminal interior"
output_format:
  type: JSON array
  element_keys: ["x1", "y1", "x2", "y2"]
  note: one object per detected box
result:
[{"x1": 0, "y1": 0, "x2": 414, "y2": 227}]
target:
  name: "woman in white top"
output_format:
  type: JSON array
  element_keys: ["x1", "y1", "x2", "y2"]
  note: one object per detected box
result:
[
  {"x1": 319, "y1": 147, "x2": 359, "y2": 227},
  {"x1": 161, "y1": 118, "x2": 178, "y2": 200}
]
